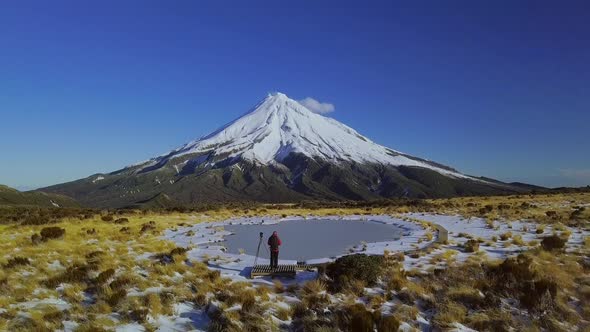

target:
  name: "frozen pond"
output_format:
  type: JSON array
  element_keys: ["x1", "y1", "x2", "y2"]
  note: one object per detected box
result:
[{"x1": 220, "y1": 219, "x2": 404, "y2": 261}]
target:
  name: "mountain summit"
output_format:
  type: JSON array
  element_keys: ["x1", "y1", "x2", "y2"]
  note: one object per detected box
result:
[
  {"x1": 42, "y1": 93, "x2": 525, "y2": 207},
  {"x1": 141, "y1": 92, "x2": 467, "y2": 178}
]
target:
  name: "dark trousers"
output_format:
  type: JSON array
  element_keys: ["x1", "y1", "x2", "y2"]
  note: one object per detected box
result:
[{"x1": 270, "y1": 251, "x2": 279, "y2": 268}]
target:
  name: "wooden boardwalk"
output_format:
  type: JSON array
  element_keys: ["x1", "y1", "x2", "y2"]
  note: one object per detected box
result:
[{"x1": 250, "y1": 264, "x2": 314, "y2": 278}]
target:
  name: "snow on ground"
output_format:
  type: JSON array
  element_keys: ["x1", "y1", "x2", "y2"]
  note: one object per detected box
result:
[
  {"x1": 163, "y1": 215, "x2": 431, "y2": 284},
  {"x1": 12, "y1": 297, "x2": 71, "y2": 311},
  {"x1": 164, "y1": 213, "x2": 589, "y2": 283},
  {"x1": 115, "y1": 323, "x2": 145, "y2": 332},
  {"x1": 92, "y1": 176, "x2": 105, "y2": 183},
  {"x1": 401, "y1": 212, "x2": 589, "y2": 272},
  {"x1": 150, "y1": 302, "x2": 209, "y2": 332}
]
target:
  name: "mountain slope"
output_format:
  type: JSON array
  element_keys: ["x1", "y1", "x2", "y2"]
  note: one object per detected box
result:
[
  {"x1": 41, "y1": 93, "x2": 529, "y2": 208},
  {"x1": 0, "y1": 185, "x2": 79, "y2": 207}
]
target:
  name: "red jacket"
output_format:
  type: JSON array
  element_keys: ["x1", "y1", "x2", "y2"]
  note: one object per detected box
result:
[{"x1": 268, "y1": 234, "x2": 282, "y2": 252}]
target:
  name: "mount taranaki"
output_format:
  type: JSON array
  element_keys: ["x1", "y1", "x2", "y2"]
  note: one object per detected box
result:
[{"x1": 41, "y1": 93, "x2": 527, "y2": 208}]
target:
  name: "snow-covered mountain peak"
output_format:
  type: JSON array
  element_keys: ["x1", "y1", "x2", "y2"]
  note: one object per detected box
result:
[{"x1": 143, "y1": 92, "x2": 473, "y2": 179}]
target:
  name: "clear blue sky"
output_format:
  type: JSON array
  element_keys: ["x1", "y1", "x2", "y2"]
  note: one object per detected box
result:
[{"x1": 1, "y1": 1, "x2": 589, "y2": 189}]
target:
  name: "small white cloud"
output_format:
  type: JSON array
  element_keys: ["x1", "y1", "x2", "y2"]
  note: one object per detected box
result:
[{"x1": 298, "y1": 97, "x2": 335, "y2": 114}]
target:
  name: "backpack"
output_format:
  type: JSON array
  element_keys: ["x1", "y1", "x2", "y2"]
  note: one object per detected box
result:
[{"x1": 269, "y1": 235, "x2": 279, "y2": 249}]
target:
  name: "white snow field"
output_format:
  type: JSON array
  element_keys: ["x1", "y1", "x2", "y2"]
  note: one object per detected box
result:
[{"x1": 137, "y1": 92, "x2": 478, "y2": 180}]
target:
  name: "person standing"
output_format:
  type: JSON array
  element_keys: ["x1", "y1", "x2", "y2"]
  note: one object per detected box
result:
[{"x1": 268, "y1": 231, "x2": 282, "y2": 269}]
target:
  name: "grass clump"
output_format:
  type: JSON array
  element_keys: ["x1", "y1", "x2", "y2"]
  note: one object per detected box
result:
[
  {"x1": 2, "y1": 256, "x2": 30, "y2": 269},
  {"x1": 101, "y1": 215, "x2": 114, "y2": 222},
  {"x1": 432, "y1": 301, "x2": 467, "y2": 329},
  {"x1": 463, "y1": 239, "x2": 480, "y2": 253},
  {"x1": 499, "y1": 231, "x2": 512, "y2": 241},
  {"x1": 541, "y1": 234, "x2": 568, "y2": 251},
  {"x1": 336, "y1": 304, "x2": 376, "y2": 332}
]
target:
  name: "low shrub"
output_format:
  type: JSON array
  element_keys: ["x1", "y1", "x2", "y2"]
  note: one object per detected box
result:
[
  {"x1": 101, "y1": 215, "x2": 114, "y2": 222},
  {"x1": 337, "y1": 304, "x2": 374, "y2": 332},
  {"x1": 114, "y1": 218, "x2": 129, "y2": 224},
  {"x1": 40, "y1": 226, "x2": 65, "y2": 241},
  {"x1": 326, "y1": 254, "x2": 384, "y2": 291},
  {"x1": 377, "y1": 315, "x2": 400, "y2": 332},
  {"x1": 541, "y1": 235, "x2": 567, "y2": 251}
]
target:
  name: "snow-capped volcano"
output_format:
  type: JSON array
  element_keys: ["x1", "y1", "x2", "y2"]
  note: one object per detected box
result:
[
  {"x1": 144, "y1": 92, "x2": 468, "y2": 179},
  {"x1": 42, "y1": 92, "x2": 526, "y2": 208}
]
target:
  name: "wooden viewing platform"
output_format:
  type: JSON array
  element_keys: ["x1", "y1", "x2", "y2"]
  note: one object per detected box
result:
[{"x1": 250, "y1": 264, "x2": 314, "y2": 278}]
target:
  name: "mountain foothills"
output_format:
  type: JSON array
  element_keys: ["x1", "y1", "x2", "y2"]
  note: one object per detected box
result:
[
  {"x1": 0, "y1": 185, "x2": 79, "y2": 208},
  {"x1": 41, "y1": 93, "x2": 531, "y2": 208}
]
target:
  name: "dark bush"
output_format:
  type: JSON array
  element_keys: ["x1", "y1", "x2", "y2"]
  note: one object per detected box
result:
[
  {"x1": 377, "y1": 315, "x2": 400, "y2": 332},
  {"x1": 541, "y1": 235, "x2": 567, "y2": 251},
  {"x1": 114, "y1": 218, "x2": 129, "y2": 224},
  {"x1": 155, "y1": 247, "x2": 189, "y2": 264},
  {"x1": 207, "y1": 308, "x2": 240, "y2": 332},
  {"x1": 338, "y1": 304, "x2": 374, "y2": 332},
  {"x1": 110, "y1": 277, "x2": 131, "y2": 290},
  {"x1": 45, "y1": 263, "x2": 97, "y2": 287},
  {"x1": 107, "y1": 289, "x2": 127, "y2": 307},
  {"x1": 326, "y1": 254, "x2": 384, "y2": 291},
  {"x1": 140, "y1": 221, "x2": 156, "y2": 233},
  {"x1": 489, "y1": 254, "x2": 535, "y2": 286},
  {"x1": 520, "y1": 278, "x2": 557, "y2": 311},
  {"x1": 40, "y1": 226, "x2": 65, "y2": 241},
  {"x1": 169, "y1": 247, "x2": 189, "y2": 256},
  {"x1": 129, "y1": 308, "x2": 149, "y2": 323},
  {"x1": 463, "y1": 239, "x2": 480, "y2": 253},
  {"x1": 2, "y1": 256, "x2": 30, "y2": 269},
  {"x1": 101, "y1": 215, "x2": 114, "y2": 222},
  {"x1": 42, "y1": 310, "x2": 64, "y2": 322},
  {"x1": 479, "y1": 205, "x2": 494, "y2": 214},
  {"x1": 85, "y1": 250, "x2": 104, "y2": 259},
  {"x1": 95, "y1": 268, "x2": 116, "y2": 284}
]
